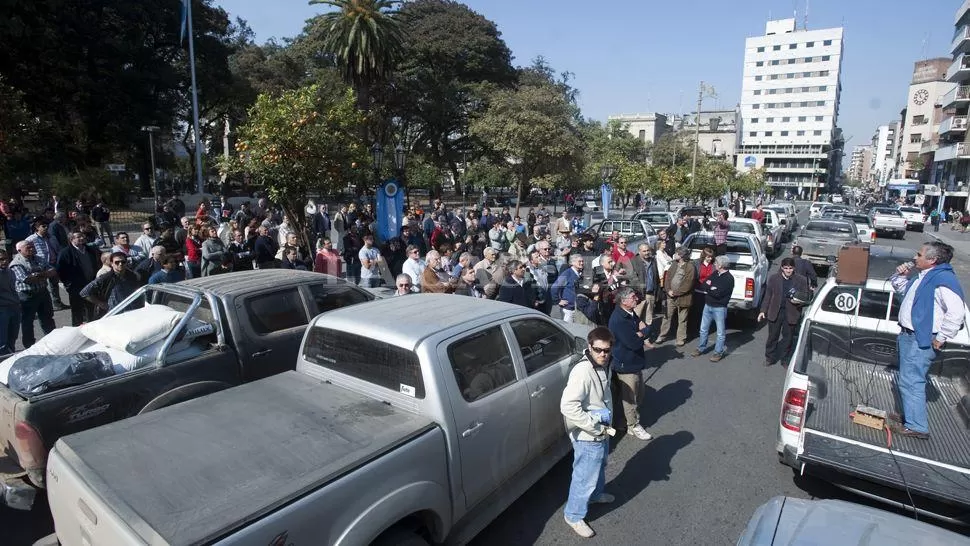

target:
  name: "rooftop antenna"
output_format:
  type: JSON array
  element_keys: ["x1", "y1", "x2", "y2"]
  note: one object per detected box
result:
[{"x1": 804, "y1": 0, "x2": 809, "y2": 30}]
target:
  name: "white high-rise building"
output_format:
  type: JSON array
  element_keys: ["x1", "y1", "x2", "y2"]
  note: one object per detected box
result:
[
  {"x1": 736, "y1": 18, "x2": 844, "y2": 198},
  {"x1": 848, "y1": 145, "x2": 872, "y2": 185},
  {"x1": 870, "y1": 123, "x2": 897, "y2": 186}
]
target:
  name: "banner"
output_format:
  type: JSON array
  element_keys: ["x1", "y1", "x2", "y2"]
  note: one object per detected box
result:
[
  {"x1": 376, "y1": 179, "x2": 404, "y2": 243},
  {"x1": 601, "y1": 183, "x2": 612, "y2": 218}
]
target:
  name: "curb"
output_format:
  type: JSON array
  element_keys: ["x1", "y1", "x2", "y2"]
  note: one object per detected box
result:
[{"x1": 925, "y1": 230, "x2": 970, "y2": 258}]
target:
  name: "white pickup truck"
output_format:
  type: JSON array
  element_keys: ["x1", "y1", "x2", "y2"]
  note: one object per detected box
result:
[
  {"x1": 682, "y1": 232, "x2": 768, "y2": 321},
  {"x1": 40, "y1": 296, "x2": 593, "y2": 546},
  {"x1": 868, "y1": 207, "x2": 907, "y2": 239},
  {"x1": 897, "y1": 205, "x2": 925, "y2": 232}
]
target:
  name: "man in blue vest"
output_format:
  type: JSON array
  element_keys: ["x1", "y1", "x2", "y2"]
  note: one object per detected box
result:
[{"x1": 890, "y1": 241, "x2": 966, "y2": 439}]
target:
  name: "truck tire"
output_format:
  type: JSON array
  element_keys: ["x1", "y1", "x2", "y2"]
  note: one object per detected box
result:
[{"x1": 372, "y1": 528, "x2": 430, "y2": 546}]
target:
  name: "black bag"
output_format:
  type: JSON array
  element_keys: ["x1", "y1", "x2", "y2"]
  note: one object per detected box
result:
[{"x1": 7, "y1": 352, "x2": 114, "y2": 396}]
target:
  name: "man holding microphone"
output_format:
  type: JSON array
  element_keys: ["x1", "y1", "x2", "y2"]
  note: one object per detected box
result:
[{"x1": 889, "y1": 242, "x2": 966, "y2": 439}]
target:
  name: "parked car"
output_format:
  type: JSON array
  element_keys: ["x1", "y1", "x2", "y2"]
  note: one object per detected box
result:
[
  {"x1": 776, "y1": 245, "x2": 970, "y2": 524},
  {"x1": 743, "y1": 208, "x2": 784, "y2": 256},
  {"x1": 631, "y1": 210, "x2": 678, "y2": 232},
  {"x1": 765, "y1": 204, "x2": 798, "y2": 238},
  {"x1": 897, "y1": 205, "x2": 925, "y2": 232},
  {"x1": 739, "y1": 496, "x2": 970, "y2": 546},
  {"x1": 842, "y1": 212, "x2": 876, "y2": 244},
  {"x1": 869, "y1": 207, "x2": 907, "y2": 239},
  {"x1": 40, "y1": 296, "x2": 593, "y2": 546},
  {"x1": 722, "y1": 217, "x2": 769, "y2": 256},
  {"x1": 809, "y1": 201, "x2": 829, "y2": 218},
  {"x1": 583, "y1": 218, "x2": 658, "y2": 248},
  {"x1": 682, "y1": 232, "x2": 768, "y2": 321},
  {"x1": 793, "y1": 219, "x2": 860, "y2": 267},
  {"x1": 0, "y1": 270, "x2": 375, "y2": 510}
]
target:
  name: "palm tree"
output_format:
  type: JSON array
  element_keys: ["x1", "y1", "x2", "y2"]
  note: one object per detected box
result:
[{"x1": 309, "y1": 0, "x2": 404, "y2": 113}]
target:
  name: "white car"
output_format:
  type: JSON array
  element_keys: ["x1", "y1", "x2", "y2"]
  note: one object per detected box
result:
[
  {"x1": 897, "y1": 206, "x2": 925, "y2": 232},
  {"x1": 766, "y1": 205, "x2": 795, "y2": 239},
  {"x1": 682, "y1": 232, "x2": 768, "y2": 321},
  {"x1": 809, "y1": 201, "x2": 828, "y2": 218},
  {"x1": 743, "y1": 209, "x2": 784, "y2": 257},
  {"x1": 724, "y1": 218, "x2": 768, "y2": 256}
]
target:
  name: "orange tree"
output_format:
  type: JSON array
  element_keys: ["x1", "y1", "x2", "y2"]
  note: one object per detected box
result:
[{"x1": 221, "y1": 84, "x2": 367, "y2": 252}]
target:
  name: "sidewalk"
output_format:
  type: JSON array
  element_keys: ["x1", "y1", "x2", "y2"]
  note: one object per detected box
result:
[{"x1": 926, "y1": 226, "x2": 970, "y2": 257}]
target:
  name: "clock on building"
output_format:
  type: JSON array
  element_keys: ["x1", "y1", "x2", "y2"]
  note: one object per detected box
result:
[{"x1": 913, "y1": 88, "x2": 929, "y2": 105}]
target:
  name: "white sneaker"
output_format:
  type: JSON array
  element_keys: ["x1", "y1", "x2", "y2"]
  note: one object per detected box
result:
[
  {"x1": 630, "y1": 424, "x2": 653, "y2": 441},
  {"x1": 565, "y1": 517, "x2": 596, "y2": 538},
  {"x1": 589, "y1": 493, "x2": 615, "y2": 504}
]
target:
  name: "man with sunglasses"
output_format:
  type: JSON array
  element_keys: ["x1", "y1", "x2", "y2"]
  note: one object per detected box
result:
[
  {"x1": 80, "y1": 251, "x2": 140, "y2": 315},
  {"x1": 560, "y1": 326, "x2": 617, "y2": 538}
]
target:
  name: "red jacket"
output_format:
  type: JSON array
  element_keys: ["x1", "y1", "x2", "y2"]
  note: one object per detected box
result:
[{"x1": 185, "y1": 237, "x2": 202, "y2": 262}]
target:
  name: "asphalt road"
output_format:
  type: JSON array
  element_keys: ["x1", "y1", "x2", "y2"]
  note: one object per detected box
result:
[{"x1": 4, "y1": 206, "x2": 969, "y2": 545}]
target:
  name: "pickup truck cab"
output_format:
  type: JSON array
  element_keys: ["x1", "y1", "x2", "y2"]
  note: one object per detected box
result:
[
  {"x1": 682, "y1": 232, "x2": 768, "y2": 320},
  {"x1": 42, "y1": 296, "x2": 593, "y2": 546},
  {"x1": 776, "y1": 246, "x2": 970, "y2": 524},
  {"x1": 724, "y1": 218, "x2": 769, "y2": 256},
  {"x1": 809, "y1": 201, "x2": 828, "y2": 218},
  {"x1": 765, "y1": 204, "x2": 797, "y2": 238},
  {"x1": 631, "y1": 211, "x2": 678, "y2": 232},
  {"x1": 869, "y1": 207, "x2": 907, "y2": 239},
  {"x1": 897, "y1": 205, "x2": 925, "y2": 232},
  {"x1": 0, "y1": 270, "x2": 374, "y2": 510},
  {"x1": 583, "y1": 218, "x2": 658, "y2": 249}
]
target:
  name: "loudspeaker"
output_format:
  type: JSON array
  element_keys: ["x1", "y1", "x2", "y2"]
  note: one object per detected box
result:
[{"x1": 837, "y1": 245, "x2": 869, "y2": 285}]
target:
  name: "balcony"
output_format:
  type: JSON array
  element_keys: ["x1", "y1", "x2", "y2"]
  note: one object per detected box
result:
[
  {"x1": 920, "y1": 140, "x2": 938, "y2": 154},
  {"x1": 954, "y1": 25, "x2": 970, "y2": 55},
  {"x1": 946, "y1": 54, "x2": 970, "y2": 82},
  {"x1": 941, "y1": 85, "x2": 970, "y2": 109},
  {"x1": 940, "y1": 115, "x2": 969, "y2": 135},
  {"x1": 934, "y1": 142, "x2": 970, "y2": 162},
  {"x1": 957, "y1": 0, "x2": 970, "y2": 26}
]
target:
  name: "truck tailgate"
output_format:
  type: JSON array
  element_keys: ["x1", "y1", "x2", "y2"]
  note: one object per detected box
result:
[
  {"x1": 48, "y1": 371, "x2": 435, "y2": 546},
  {"x1": 800, "y1": 356, "x2": 970, "y2": 507}
]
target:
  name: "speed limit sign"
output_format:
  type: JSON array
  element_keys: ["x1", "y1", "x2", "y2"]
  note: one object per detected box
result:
[{"x1": 833, "y1": 292, "x2": 858, "y2": 313}]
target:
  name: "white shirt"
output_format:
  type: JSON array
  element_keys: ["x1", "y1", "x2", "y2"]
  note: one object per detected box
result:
[
  {"x1": 402, "y1": 258, "x2": 426, "y2": 288},
  {"x1": 358, "y1": 246, "x2": 380, "y2": 279},
  {"x1": 895, "y1": 267, "x2": 966, "y2": 342}
]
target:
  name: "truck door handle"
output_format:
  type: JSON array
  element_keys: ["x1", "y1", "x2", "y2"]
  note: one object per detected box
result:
[
  {"x1": 530, "y1": 385, "x2": 546, "y2": 398},
  {"x1": 251, "y1": 349, "x2": 273, "y2": 358},
  {"x1": 461, "y1": 422, "x2": 484, "y2": 438}
]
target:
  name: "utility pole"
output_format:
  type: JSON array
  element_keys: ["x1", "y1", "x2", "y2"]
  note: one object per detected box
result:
[
  {"x1": 690, "y1": 81, "x2": 717, "y2": 201},
  {"x1": 141, "y1": 126, "x2": 160, "y2": 213}
]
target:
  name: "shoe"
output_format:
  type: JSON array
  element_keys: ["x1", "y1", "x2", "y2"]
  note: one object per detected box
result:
[
  {"x1": 52, "y1": 304, "x2": 68, "y2": 311},
  {"x1": 675, "y1": 341, "x2": 686, "y2": 347},
  {"x1": 629, "y1": 424, "x2": 653, "y2": 440},
  {"x1": 589, "y1": 493, "x2": 615, "y2": 504},
  {"x1": 710, "y1": 353, "x2": 724, "y2": 362},
  {"x1": 888, "y1": 422, "x2": 929, "y2": 440},
  {"x1": 643, "y1": 340, "x2": 655, "y2": 349},
  {"x1": 654, "y1": 337, "x2": 666, "y2": 345},
  {"x1": 565, "y1": 517, "x2": 595, "y2": 538},
  {"x1": 690, "y1": 349, "x2": 703, "y2": 357}
]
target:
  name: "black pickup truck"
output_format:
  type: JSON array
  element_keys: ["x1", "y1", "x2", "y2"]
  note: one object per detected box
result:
[{"x1": 0, "y1": 270, "x2": 374, "y2": 510}]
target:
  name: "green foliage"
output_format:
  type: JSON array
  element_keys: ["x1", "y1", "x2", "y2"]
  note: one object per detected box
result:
[
  {"x1": 648, "y1": 132, "x2": 693, "y2": 168},
  {"x1": 734, "y1": 167, "x2": 767, "y2": 195},
  {"x1": 464, "y1": 161, "x2": 514, "y2": 192},
  {"x1": 51, "y1": 168, "x2": 135, "y2": 207}
]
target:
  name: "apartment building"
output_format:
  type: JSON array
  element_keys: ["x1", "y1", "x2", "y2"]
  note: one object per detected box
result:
[{"x1": 933, "y1": 0, "x2": 970, "y2": 211}]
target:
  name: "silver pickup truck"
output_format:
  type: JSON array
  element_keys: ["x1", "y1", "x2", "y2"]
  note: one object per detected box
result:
[
  {"x1": 794, "y1": 219, "x2": 860, "y2": 267},
  {"x1": 40, "y1": 295, "x2": 592, "y2": 546}
]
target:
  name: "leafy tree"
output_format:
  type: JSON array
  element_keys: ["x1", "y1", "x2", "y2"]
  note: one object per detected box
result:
[
  {"x1": 733, "y1": 167, "x2": 766, "y2": 196},
  {"x1": 308, "y1": 0, "x2": 404, "y2": 113},
  {"x1": 648, "y1": 132, "x2": 693, "y2": 168},
  {"x1": 470, "y1": 78, "x2": 584, "y2": 216},
  {"x1": 647, "y1": 165, "x2": 692, "y2": 203},
  {"x1": 222, "y1": 85, "x2": 366, "y2": 252}
]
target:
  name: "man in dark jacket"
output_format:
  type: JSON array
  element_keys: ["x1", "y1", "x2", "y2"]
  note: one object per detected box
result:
[
  {"x1": 758, "y1": 257, "x2": 809, "y2": 366},
  {"x1": 629, "y1": 243, "x2": 661, "y2": 343},
  {"x1": 497, "y1": 260, "x2": 537, "y2": 308},
  {"x1": 253, "y1": 226, "x2": 279, "y2": 269},
  {"x1": 80, "y1": 251, "x2": 140, "y2": 316},
  {"x1": 790, "y1": 245, "x2": 818, "y2": 290},
  {"x1": 607, "y1": 287, "x2": 653, "y2": 440},
  {"x1": 690, "y1": 255, "x2": 735, "y2": 362},
  {"x1": 56, "y1": 231, "x2": 100, "y2": 325}
]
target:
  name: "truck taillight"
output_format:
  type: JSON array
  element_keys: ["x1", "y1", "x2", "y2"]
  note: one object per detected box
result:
[
  {"x1": 781, "y1": 388, "x2": 807, "y2": 432},
  {"x1": 14, "y1": 421, "x2": 45, "y2": 473},
  {"x1": 745, "y1": 278, "x2": 754, "y2": 298},
  {"x1": 870, "y1": 232, "x2": 875, "y2": 243}
]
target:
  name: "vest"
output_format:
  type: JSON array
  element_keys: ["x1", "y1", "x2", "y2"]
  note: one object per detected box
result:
[{"x1": 907, "y1": 263, "x2": 965, "y2": 348}]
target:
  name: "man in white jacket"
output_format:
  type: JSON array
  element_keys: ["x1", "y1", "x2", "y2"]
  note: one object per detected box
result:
[{"x1": 560, "y1": 326, "x2": 616, "y2": 538}]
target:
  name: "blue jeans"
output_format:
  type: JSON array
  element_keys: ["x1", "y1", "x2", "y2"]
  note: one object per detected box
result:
[
  {"x1": 896, "y1": 332, "x2": 938, "y2": 434},
  {"x1": 697, "y1": 305, "x2": 728, "y2": 355},
  {"x1": 0, "y1": 306, "x2": 21, "y2": 354},
  {"x1": 564, "y1": 438, "x2": 609, "y2": 523}
]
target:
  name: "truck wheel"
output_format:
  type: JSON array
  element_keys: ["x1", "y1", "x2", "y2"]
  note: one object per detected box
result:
[{"x1": 372, "y1": 528, "x2": 429, "y2": 546}]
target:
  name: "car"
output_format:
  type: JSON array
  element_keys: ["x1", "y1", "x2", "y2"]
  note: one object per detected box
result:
[
  {"x1": 819, "y1": 204, "x2": 851, "y2": 217},
  {"x1": 583, "y1": 218, "x2": 658, "y2": 249},
  {"x1": 842, "y1": 213, "x2": 876, "y2": 244},
  {"x1": 897, "y1": 205, "x2": 925, "y2": 232},
  {"x1": 722, "y1": 217, "x2": 769, "y2": 256},
  {"x1": 776, "y1": 245, "x2": 970, "y2": 524},
  {"x1": 631, "y1": 210, "x2": 678, "y2": 231},
  {"x1": 793, "y1": 218, "x2": 860, "y2": 266},
  {"x1": 765, "y1": 204, "x2": 798, "y2": 237},
  {"x1": 743, "y1": 208, "x2": 784, "y2": 256},
  {"x1": 809, "y1": 201, "x2": 829, "y2": 218},
  {"x1": 830, "y1": 194, "x2": 844, "y2": 203},
  {"x1": 682, "y1": 232, "x2": 769, "y2": 320},
  {"x1": 869, "y1": 207, "x2": 907, "y2": 239}
]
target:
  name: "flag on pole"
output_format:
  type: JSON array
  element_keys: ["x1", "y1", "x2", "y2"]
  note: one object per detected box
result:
[{"x1": 179, "y1": 0, "x2": 189, "y2": 45}]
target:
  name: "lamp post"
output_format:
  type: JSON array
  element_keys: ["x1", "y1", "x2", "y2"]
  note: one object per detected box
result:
[
  {"x1": 690, "y1": 81, "x2": 717, "y2": 203},
  {"x1": 371, "y1": 142, "x2": 384, "y2": 199},
  {"x1": 461, "y1": 150, "x2": 469, "y2": 208},
  {"x1": 141, "y1": 125, "x2": 160, "y2": 213},
  {"x1": 393, "y1": 143, "x2": 409, "y2": 209}
]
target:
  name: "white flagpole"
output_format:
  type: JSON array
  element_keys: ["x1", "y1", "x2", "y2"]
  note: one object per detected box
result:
[{"x1": 186, "y1": 0, "x2": 205, "y2": 195}]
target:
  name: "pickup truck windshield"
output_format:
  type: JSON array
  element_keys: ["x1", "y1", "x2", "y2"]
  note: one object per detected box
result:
[
  {"x1": 899, "y1": 207, "x2": 921, "y2": 213},
  {"x1": 804, "y1": 221, "x2": 854, "y2": 234},
  {"x1": 727, "y1": 221, "x2": 756, "y2": 234},
  {"x1": 302, "y1": 327, "x2": 426, "y2": 398},
  {"x1": 873, "y1": 208, "x2": 902, "y2": 216},
  {"x1": 688, "y1": 235, "x2": 753, "y2": 255}
]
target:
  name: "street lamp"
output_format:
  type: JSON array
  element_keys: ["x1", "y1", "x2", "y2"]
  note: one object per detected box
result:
[
  {"x1": 371, "y1": 143, "x2": 383, "y2": 196},
  {"x1": 393, "y1": 143, "x2": 409, "y2": 208},
  {"x1": 461, "y1": 150, "x2": 469, "y2": 207},
  {"x1": 140, "y1": 126, "x2": 160, "y2": 214}
]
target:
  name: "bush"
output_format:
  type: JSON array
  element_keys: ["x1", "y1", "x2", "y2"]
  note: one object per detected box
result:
[{"x1": 50, "y1": 168, "x2": 134, "y2": 206}]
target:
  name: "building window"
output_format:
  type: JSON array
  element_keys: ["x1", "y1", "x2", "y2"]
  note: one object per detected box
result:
[
  {"x1": 756, "y1": 61, "x2": 764, "y2": 67},
  {"x1": 771, "y1": 60, "x2": 780, "y2": 65},
  {"x1": 820, "y1": 70, "x2": 829, "y2": 76},
  {"x1": 823, "y1": 39, "x2": 832, "y2": 46},
  {"x1": 769, "y1": 74, "x2": 779, "y2": 80},
  {"x1": 819, "y1": 85, "x2": 827, "y2": 91},
  {"x1": 754, "y1": 90, "x2": 762, "y2": 95},
  {"x1": 782, "y1": 116, "x2": 791, "y2": 122},
  {"x1": 798, "y1": 116, "x2": 807, "y2": 122},
  {"x1": 796, "y1": 130, "x2": 805, "y2": 136},
  {"x1": 821, "y1": 55, "x2": 830, "y2": 61},
  {"x1": 752, "y1": 104, "x2": 760, "y2": 109},
  {"x1": 789, "y1": 43, "x2": 797, "y2": 49},
  {"x1": 749, "y1": 132, "x2": 758, "y2": 137},
  {"x1": 780, "y1": 131, "x2": 789, "y2": 136},
  {"x1": 755, "y1": 75, "x2": 763, "y2": 81},
  {"x1": 757, "y1": 46, "x2": 765, "y2": 52},
  {"x1": 639, "y1": 129, "x2": 646, "y2": 140},
  {"x1": 751, "y1": 118, "x2": 759, "y2": 123},
  {"x1": 910, "y1": 134, "x2": 922, "y2": 143},
  {"x1": 806, "y1": 41, "x2": 815, "y2": 47},
  {"x1": 912, "y1": 115, "x2": 927, "y2": 125},
  {"x1": 784, "y1": 102, "x2": 792, "y2": 107},
  {"x1": 813, "y1": 130, "x2": 823, "y2": 136},
  {"x1": 766, "y1": 117, "x2": 774, "y2": 122},
  {"x1": 767, "y1": 89, "x2": 775, "y2": 95},
  {"x1": 784, "y1": 87, "x2": 793, "y2": 93},
  {"x1": 804, "y1": 57, "x2": 813, "y2": 62},
  {"x1": 815, "y1": 116, "x2": 824, "y2": 121},
  {"x1": 765, "y1": 131, "x2": 773, "y2": 136},
  {"x1": 787, "y1": 58, "x2": 796, "y2": 64},
  {"x1": 773, "y1": 45, "x2": 781, "y2": 51},
  {"x1": 816, "y1": 100, "x2": 825, "y2": 106}
]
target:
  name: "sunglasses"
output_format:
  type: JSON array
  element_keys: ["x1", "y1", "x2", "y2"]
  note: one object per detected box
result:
[
  {"x1": 111, "y1": 260, "x2": 126, "y2": 265},
  {"x1": 590, "y1": 346, "x2": 611, "y2": 354},
  {"x1": 397, "y1": 283, "x2": 412, "y2": 288}
]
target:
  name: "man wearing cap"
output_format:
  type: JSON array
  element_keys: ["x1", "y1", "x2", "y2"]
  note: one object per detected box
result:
[
  {"x1": 509, "y1": 233, "x2": 530, "y2": 262},
  {"x1": 656, "y1": 246, "x2": 696, "y2": 347}
]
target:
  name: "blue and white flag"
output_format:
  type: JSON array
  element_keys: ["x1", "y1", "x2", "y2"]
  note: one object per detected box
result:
[{"x1": 601, "y1": 183, "x2": 612, "y2": 218}]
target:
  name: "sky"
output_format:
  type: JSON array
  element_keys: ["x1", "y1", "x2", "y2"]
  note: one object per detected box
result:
[{"x1": 217, "y1": 0, "x2": 959, "y2": 155}]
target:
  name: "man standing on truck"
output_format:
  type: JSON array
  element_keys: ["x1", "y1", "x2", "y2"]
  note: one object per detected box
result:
[
  {"x1": 890, "y1": 242, "x2": 966, "y2": 439},
  {"x1": 758, "y1": 258, "x2": 809, "y2": 367},
  {"x1": 560, "y1": 326, "x2": 617, "y2": 538}
]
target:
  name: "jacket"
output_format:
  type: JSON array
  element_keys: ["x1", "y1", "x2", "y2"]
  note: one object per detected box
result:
[
  {"x1": 497, "y1": 275, "x2": 535, "y2": 307},
  {"x1": 907, "y1": 263, "x2": 966, "y2": 348},
  {"x1": 793, "y1": 256, "x2": 818, "y2": 288},
  {"x1": 760, "y1": 272, "x2": 809, "y2": 324},
  {"x1": 663, "y1": 260, "x2": 696, "y2": 308},
  {"x1": 702, "y1": 269, "x2": 735, "y2": 307},
  {"x1": 201, "y1": 238, "x2": 228, "y2": 276},
  {"x1": 55, "y1": 245, "x2": 99, "y2": 294},
  {"x1": 550, "y1": 267, "x2": 582, "y2": 310},
  {"x1": 608, "y1": 306, "x2": 646, "y2": 374},
  {"x1": 629, "y1": 257, "x2": 660, "y2": 297},
  {"x1": 560, "y1": 354, "x2": 613, "y2": 442}
]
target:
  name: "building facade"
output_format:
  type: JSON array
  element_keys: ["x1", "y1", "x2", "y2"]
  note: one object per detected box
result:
[
  {"x1": 668, "y1": 108, "x2": 740, "y2": 165},
  {"x1": 897, "y1": 59, "x2": 955, "y2": 182},
  {"x1": 848, "y1": 145, "x2": 872, "y2": 185},
  {"x1": 870, "y1": 123, "x2": 897, "y2": 186},
  {"x1": 607, "y1": 113, "x2": 671, "y2": 145},
  {"x1": 933, "y1": 1, "x2": 970, "y2": 212},
  {"x1": 735, "y1": 18, "x2": 845, "y2": 198}
]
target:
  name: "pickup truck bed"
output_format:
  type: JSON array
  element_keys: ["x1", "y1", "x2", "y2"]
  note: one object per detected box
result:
[{"x1": 49, "y1": 371, "x2": 435, "y2": 545}]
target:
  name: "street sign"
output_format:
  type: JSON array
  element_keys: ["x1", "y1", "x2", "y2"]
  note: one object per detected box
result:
[
  {"x1": 743, "y1": 155, "x2": 757, "y2": 168},
  {"x1": 105, "y1": 164, "x2": 126, "y2": 172}
]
